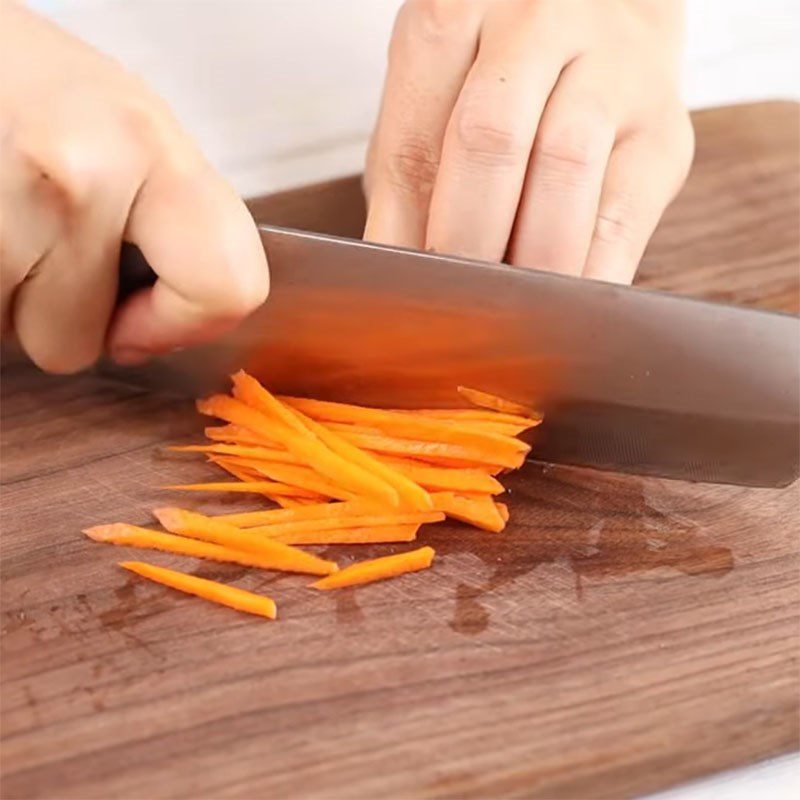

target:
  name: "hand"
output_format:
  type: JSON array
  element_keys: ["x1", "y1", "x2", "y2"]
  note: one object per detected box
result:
[
  {"x1": 0, "y1": 3, "x2": 269, "y2": 373},
  {"x1": 364, "y1": 0, "x2": 694, "y2": 283}
]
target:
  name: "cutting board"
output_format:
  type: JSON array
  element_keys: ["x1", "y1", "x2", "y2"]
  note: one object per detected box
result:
[{"x1": 1, "y1": 101, "x2": 798, "y2": 800}]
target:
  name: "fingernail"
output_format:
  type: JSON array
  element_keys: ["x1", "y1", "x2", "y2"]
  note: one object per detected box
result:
[{"x1": 111, "y1": 347, "x2": 150, "y2": 366}]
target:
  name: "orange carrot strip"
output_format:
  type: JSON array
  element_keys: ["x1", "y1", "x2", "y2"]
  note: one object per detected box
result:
[
  {"x1": 375, "y1": 455, "x2": 504, "y2": 494},
  {"x1": 497, "y1": 502, "x2": 510, "y2": 523},
  {"x1": 311, "y1": 546, "x2": 435, "y2": 590},
  {"x1": 215, "y1": 456, "x2": 356, "y2": 501},
  {"x1": 457, "y1": 386, "x2": 543, "y2": 420},
  {"x1": 325, "y1": 429, "x2": 525, "y2": 470},
  {"x1": 197, "y1": 395, "x2": 400, "y2": 506},
  {"x1": 205, "y1": 425, "x2": 274, "y2": 447},
  {"x1": 431, "y1": 492, "x2": 506, "y2": 533},
  {"x1": 214, "y1": 499, "x2": 382, "y2": 528},
  {"x1": 162, "y1": 481, "x2": 318, "y2": 498},
  {"x1": 283, "y1": 403, "x2": 433, "y2": 511},
  {"x1": 171, "y1": 443, "x2": 298, "y2": 463},
  {"x1": 272, "y1": 524, "x2": 420, "y2": 545},
  {"x1": 208, "y1": 455, "x2": 263, "y2": 482},
  {"x1": 282, "y1": 396, "x2": 529, "y2": 457},
  {"x1": 119, "y1": 561, "x2": 277, "y2": 619},
  {"x1": 398, "y1": 408, "x2": 541, "y2": 427},
  {"x1": 83, "y1": 524, "x2": 336, "y2": 574},
  {"x1": 153, "y1": 508, "x2": 337, "y2": 576},
  {"x1": 232, "y1": 371, "x2": 424, "y2": 508},
  {"x1": 247, "y1": 511, "x2": 444, "y2": 539}
]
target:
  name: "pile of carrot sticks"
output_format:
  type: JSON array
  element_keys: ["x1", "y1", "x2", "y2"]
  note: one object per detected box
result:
[{"x1": 85, "y1": 372, "x2": 541, "y2": 621}]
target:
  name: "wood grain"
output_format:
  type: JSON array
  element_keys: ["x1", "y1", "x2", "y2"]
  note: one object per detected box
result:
[{"x1": 2, "y1": 102, "x2": 798, "y2": 800}]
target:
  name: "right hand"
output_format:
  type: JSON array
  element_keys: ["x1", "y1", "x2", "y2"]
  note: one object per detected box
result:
[{"x1": 0, "y1": 2, "x2": 269, "y2": 373}]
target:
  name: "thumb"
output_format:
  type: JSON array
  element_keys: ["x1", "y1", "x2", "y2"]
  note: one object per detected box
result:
[{"x1": 106, "y1": 159, "x2": 268, "y2": 365}]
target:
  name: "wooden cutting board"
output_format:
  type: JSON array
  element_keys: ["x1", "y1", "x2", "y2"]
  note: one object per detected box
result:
[{"x1": 1, "y1": 101, "x2": 798, "y2": 800}]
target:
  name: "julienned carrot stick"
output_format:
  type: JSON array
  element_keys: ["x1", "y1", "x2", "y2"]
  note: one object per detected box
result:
[
  {"x1": 246, "y1": 511, "x2": 444, "y2": 539},
  {"x1": 214, "y1": 499, "x2": 382, "y2": 528},
  {"x1": 271, "y1": 524, "x2": 420, "y2": 545},
  {"x1": 197, "y1": 395, "x2": 400, "y2": 507},
  {"x1": 153, "y1": 508, "x2": 337, "y2": 576},
  {"x1": 171, "y1": 443, "x2": 298, "y2": 463},
  {"x1": 375, "y1": 455, "x2": 504, "y2": 494},
  {"x1": 497, "y1": 502, "x2": 510, "y2": 523},
  {"x1": 457, "y1": 386, "x2": 543, "y2": 420},
  {"x1": 205, "y1": 425, "x2": 272, "y2": 446},
  {"x1": 396, "y1": 408, "x2": 540, "y2": 427},
  {"x1": 232, "y1": 371, "x2": 431, "y2": 510},
  {"x1": 431, "y1": 492, "x2": 506, "y2": 533},
  {"x1": 162, "y1": 480, "x2": 318, "y2": 498},
  {"x1": 208, "y1": 456, "x2": 263, "y2": 482},
  {"x1": 119, "y1": 561, "x2": 277, "y2": 619},
  {"x1": 281, "y1": 396, "x2": 530, "y2": 458},
  {"x1": 284, "y1": 404, "x2": 433, "y2": 511},
  {"x1": 326, "y1": 429, "x2": 526, "y2": 470},
  {"x1": 311, "y1": 546, "x2": 435, "y2": 590},
  {"x1": 84, "y1": 524, "x2": 337, "y2": 575}
]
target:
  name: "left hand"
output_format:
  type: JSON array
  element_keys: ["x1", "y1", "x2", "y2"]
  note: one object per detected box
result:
[{"x1": 364, "y1": 0, "x2": 694, "y2": 284}]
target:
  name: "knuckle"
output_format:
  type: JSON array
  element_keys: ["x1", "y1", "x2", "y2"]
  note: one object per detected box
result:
[
  {"x1": 396, "y1": 0, "x2": 472, "y2": 50},
  {"x1": 594, "y1": 193, "x2": 639, "y2": 247},
  {"x1": 536, "y1": 110, "x2": 614, "y2": 172},
  {"x1": 385, "y1": 138, "x2": 440, "y2": 198},
  {"x1": 455, "y1": 104, "x2": 530, "y2": 165}
]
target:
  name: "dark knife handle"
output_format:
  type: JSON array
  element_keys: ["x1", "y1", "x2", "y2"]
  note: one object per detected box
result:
[{"x1": 117, "y1": 242, "x2": 157, "y2": 303}]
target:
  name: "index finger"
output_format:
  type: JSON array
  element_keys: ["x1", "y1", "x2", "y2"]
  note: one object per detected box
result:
[{"x1": 106, "y1": 158, "x2": 269, "y2": 365}]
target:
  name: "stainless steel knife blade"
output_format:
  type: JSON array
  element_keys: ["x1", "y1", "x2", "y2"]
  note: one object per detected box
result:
[{"x1": 102, "y1": 225, "x2": 800, "y2": 488}]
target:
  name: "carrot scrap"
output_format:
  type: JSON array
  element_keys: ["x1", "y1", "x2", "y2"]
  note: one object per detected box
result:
[
  {"x1": 497, "y1": 502, "x2": 510, "y2": 524},
  {"x1": 457, "y1": 386, "x2": 543, "y2": 420},
  {"x1": 402, "y1": 408, "x2": 540, "y2": 427},
  {"x1": 270, "y1": 524, "x2": 420, "y2": 545},
  {"x1": 171, "y1": 443, "x2": 299, "y2": 464},
  {"x1": 84, "y1": 524, "x2": 336, "y2": 575},
  {"x1": 311, "y1": 546, "x2": 435, "y2": 590},
  {"x1": 282, "y1": 395, "x2": 529, "y2": 459},
  {"x1": 214, "y1": 499, "x2": 383, "y2": 528},
  {"x1": 162, "y1": 480, "x2": 318, "y2": 498},
  {"x1": 197, "y1": 394, "x2": 400, "y2": 507},
  {"x1": 246, "y1": 511, "x2": 444, "y2": 539},
  {"x1": 120, "y1": 561, "x2": 277, "y2": 619},
  {"x1": 153, "y1": 508, "x2": 337, "y2": 576},
  {"x1": 431, "y1": 492, "x2": 507, "y2": 533}
]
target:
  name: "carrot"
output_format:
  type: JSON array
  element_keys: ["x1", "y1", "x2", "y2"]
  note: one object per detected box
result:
[
  {"x1": 398, "y1": 408, "x2": 540, "y2": 427},
  {"x1": 247, "y1": 511, "x2": 444, "y2": 539},
  {"x1": 457, "y1": 386, "x2": 543, "y2": 420},
  {"x1": 214, "y1": 499, "x2": 383, "y2": 528},
  {"x1": 431, "y1": 492, "x2": 506, "y2": 533},
  {"x1": 208, "y1": 455, "x2": 263, "y2": 482},
  {"x1": 497, "y1": 502, "x2": 510, "y2": 523},
  {"x1": 84, "y1": 524, "x2": 336, "y2": 575},
  {"x1": 325, "y1": 429, "x2": 525, "y2": 470},
  {"x1": 171, "y1": 443, "x2": 298, "y2": 464},
  {"x1": 162, "y1": 480, "x2": 318, "y2": 498},
  {"x1": 284, "y1": 405, "x2": 433, "y2": 511},
  {"x1": 271, "y1": 524, "x2": 420, "y2": 545},
  {"x1": 153, "y1": 508, "x2": 338, "y2": 576},
  {"x1": 218, "y1": 456, "x2": 356, "y2": 501},
  {"x1": 205, "y1": 424, "x2": 272, "y2": 447},
  {"x1": 197, "y1": 395, "x2": 400, "y2": 507},
  {"x1": 119, "y1": 561, "x2": 277, "y2": 619},
  {"x1": 375, "y1": 455, "x2": 504, "y2": 494},
  {"x1": 282, "y1": 396, "x2": 529, "y2": 458},
  {"x1": 311, "y1": 546, "x2": 435, "y2": 590}
]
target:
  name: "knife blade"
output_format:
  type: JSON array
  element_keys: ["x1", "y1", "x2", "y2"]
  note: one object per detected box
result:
[{"x1": 103, "y1": 225, "x2": 800, "y2": 488}]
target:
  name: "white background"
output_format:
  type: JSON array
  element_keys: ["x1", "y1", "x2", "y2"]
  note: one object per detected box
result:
[
  {"x1": 21, "y1": 2, "x2": 800, "y2": 797},
  {"x1": 29, "y1": 0, "x2": 800, "y2": 197}
]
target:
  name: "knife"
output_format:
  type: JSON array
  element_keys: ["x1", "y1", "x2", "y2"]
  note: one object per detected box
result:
[{"x1": 106, "y1": 225, "x2": 800, "y2": 488}]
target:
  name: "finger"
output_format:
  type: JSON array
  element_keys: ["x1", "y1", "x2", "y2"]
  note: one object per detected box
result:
[
  {"x1": 9, "y1": 113, "x2": 145, "y2": 373},
  {"x1": 583, "y1": 118, "x2": 694, "y2": 284},
  {"x1": 426, "y1": 3, "x2": 580, "y2": 261},
  {"x1": 363, "y1": 0, "x2": 482, "y2": 249},
  {"x1": 107, "y1": 158, "x2": 269, "y2": 365},
  {"x1": 507, "y1": 61, "x2": 615, "y2": 274}
]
